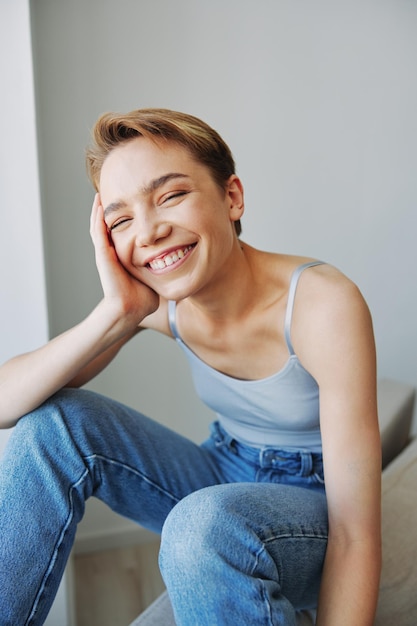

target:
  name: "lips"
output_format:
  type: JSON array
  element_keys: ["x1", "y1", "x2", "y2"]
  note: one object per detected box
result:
[{"x1": 147, "y1": 245, "x2": 194, "y2": 270}]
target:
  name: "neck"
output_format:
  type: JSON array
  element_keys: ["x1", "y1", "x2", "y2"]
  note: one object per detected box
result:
[{"x1": 183, "y1": 241, "x2": 267, "y2": 322}]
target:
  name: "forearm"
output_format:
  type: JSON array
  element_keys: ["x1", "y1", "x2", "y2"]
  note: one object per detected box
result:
[
  {"x1": 0, "y1": 299, "x2": 138, "y2": 428},
  {"x1": 316, "y1": 538, "x2": 381, "y2": 625},
  {"x1": 65, "y1": 324, "x2": 142, "y2": 388}
]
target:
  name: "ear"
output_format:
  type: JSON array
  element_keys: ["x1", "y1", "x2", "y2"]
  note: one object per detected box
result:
[{"x1": 226, "y1": 175, "x2": 245, "y2": 222}]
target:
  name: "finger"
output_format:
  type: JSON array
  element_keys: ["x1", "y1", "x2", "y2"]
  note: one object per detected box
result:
[
  {"x1": 90, "y1": 192, "x2": 100, "y2": 223},
  {"x1": 90, "y1": 195, "x2": 111, "y2": 249},
  {"x1": 90, "y1": 193, "x2": 102, "y2": 233}
]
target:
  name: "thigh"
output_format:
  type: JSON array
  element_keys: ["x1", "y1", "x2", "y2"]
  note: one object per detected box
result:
[{"x1": 7, "y1": 387, "x2": 224, "y2": 533}]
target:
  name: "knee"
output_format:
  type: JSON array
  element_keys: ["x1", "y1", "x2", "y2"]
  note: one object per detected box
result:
[
  {"x1": 159, "y1": 485, "x2": 240, "y2": 576},
  {"x1": 161, "y1": 486, "x2": 221, "y2": 538},
  {"x1": 10, "y1": 388, "x2": 94, "y2": 454},
  {"x1": 13, "y1": 388, "x2": 69, "y2": 434}
]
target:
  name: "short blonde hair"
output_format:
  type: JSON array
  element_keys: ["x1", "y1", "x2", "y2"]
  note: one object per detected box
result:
[{"x1": 86, "y1": 108, "x2": 241, "y2": 236}]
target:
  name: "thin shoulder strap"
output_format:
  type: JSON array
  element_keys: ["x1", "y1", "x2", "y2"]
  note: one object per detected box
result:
[
  {"x1": 168, "y1": 300, "x2": 181, "y2": 339},
  {"x1": 284, "y1": 261, "x2": 325, "y2": 355}
]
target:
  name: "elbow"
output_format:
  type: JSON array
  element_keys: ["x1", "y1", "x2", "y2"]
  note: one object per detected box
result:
[
  {"x1": 0, "y1": 387, "x2": 25, "y2": 429},
  {"x1": 0, "y1": 401, "x2": 20, "y2": 430}
]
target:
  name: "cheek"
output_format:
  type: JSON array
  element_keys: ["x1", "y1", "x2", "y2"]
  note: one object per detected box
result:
[
  {"x1": 112, "y1": 236, "x2": 152, "y2": 283},
  {"x1": 111, "y1": 235, "x2": 134, "y2": 267}
]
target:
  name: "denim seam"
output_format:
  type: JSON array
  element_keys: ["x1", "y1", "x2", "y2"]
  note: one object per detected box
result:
[
  {"x1": 258, "y1": 579, "x2": 275, "y2": 626},
  {"x1": 251, "y1": 544, "x2": 285, "y2": 626},
  {"x1": 84, "y1": 453, "x2": 181, "y2": 504},
  {"x1": 263, "y1": 532, "x2": 328, "y2": 543},
  {"x1": 248, "y1": 544, "x2": 274, "y2": 625},
  {"x1": 26, "y1": 467, "x2": 90, "y2": 625}
]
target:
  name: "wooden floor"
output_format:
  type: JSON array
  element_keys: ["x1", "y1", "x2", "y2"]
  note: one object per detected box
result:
[{"x1": 74, "y1": 540, "x2": 166, "y2": 626}]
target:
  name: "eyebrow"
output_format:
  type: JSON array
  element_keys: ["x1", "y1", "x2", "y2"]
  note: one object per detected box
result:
[
  {"x1": 103, "y1": 172, "x2": 190, "y2": 220},
  {"x1": 142, "y1": 172, "x2": 189, "y2": 195}
]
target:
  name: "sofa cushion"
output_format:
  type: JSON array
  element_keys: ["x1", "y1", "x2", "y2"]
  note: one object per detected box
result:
[
  {"x1": 130, "y1": 590, "x2": 316, "y2": 625},
  {"x1": 375, "y1": 436, "x2": 417, "y2": 625},
  {"x1": 377, "y1": 378, "x2": 415, "y2": 468},
  {"x1": 131, "y1": 590, "x2": 173, "y2": 625}
]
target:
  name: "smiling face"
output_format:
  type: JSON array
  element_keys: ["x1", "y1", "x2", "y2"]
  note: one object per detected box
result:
[{"x1": 99, "y1": 137, "x2": 244, "y2": 302}]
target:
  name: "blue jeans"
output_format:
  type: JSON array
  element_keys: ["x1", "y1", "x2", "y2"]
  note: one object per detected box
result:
[{"x1": 0, "y1": 388, "x2": 328, "y2": 625}]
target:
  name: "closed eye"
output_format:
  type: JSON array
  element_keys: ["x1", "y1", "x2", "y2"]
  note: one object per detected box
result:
[
  {"x1": 161, "y1": 191, "x2": 188, "y2": 204},
  {"x1": 109, "y1": 217, "x2": 132, "y2": 231}
]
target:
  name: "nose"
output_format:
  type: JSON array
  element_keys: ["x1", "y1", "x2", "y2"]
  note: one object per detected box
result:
[{"x1": 135, "y1": 210, "x2": 172, "y2": 247}]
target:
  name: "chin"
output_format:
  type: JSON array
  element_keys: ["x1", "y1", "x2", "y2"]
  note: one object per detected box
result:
[
  {"x1": 154, "y1": 278, "x2": 197, "y2": 302},
  {"x1": 158, "y1": 287, "x2": 191, "y2": 303}
]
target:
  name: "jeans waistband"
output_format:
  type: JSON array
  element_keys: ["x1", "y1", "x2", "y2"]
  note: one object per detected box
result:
[{"x1": 210, "y1": 421, "x2": 323, "y2": 478}]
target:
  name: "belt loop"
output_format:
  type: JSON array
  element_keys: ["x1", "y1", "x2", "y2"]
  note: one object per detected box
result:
[
  {"x1": 210, "y1": 422, "x2": 223, "y2": 446},
  {"x1": 300, "y1": 452, "x2": 313, "y2": 476},
  {"x1": 211, "y1": 422, "x2": 238, "y2": 454}
]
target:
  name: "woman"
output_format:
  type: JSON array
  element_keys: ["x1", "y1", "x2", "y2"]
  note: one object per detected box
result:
[{"x1": 0, "y1": 109, "x2": 381, "y2": 625}]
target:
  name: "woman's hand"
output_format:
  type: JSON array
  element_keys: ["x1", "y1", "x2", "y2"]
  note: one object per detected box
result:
[{"x1": 90, "y1": 194, "x2": 160, "y2": 331}]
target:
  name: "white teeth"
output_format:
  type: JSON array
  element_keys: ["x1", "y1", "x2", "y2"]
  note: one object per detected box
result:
[{"x1": 149, "y1": 246, "x2": 192, "y2": 270}]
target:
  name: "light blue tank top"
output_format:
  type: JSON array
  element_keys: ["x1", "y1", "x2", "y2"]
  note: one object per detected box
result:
[{"x1": 168, "y1": 261, "x2": 324, "y2": 451}]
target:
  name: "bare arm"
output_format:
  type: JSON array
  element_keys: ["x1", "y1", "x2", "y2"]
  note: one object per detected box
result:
[
  {"x1": 0, "y1": 305, "x2": 136, "y2": 427},
  {"x1": 0, "y1": 195, "x2": 159, "y2": 428},
  {"x1": 65, "y1": 326, "x2": 143, "y2": 389},
  {"x1": 295, "y1": 268, "x2": 381, "y2": 625}
]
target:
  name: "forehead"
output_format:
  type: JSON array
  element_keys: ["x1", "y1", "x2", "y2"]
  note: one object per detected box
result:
[{"x1": 99, "y1": 136, "x2": 202, "y2": 191}]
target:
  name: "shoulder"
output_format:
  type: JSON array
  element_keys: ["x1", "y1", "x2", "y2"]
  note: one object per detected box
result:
[
  {"x1": 255, "y1": 250, "x2": 362, "y2": 308},
  {"x1": 290, "y1": 262, "x2": 375, "y2": 381},
  {"x1": 310, "y1": 264, "x2": 370, "y2": 330},
  {"x1": 293, "y1": 261, "x2": 368, "y2": 319}
]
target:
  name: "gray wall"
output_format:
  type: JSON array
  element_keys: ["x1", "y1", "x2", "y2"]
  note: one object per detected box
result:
[
  {"x1": 30, "y1": 0, "x2": 417, "y2": 538},
  {"x1": 1, "y1": 2, "x2": 74, "y2": 620},
  {"x1": 1, "y1": 0, "x2": 48, "y2": 459}
]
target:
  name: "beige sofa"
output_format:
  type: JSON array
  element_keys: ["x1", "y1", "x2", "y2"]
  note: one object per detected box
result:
[{"x1": 131, "y1": 378, "x2": 416, "y2": 626}]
